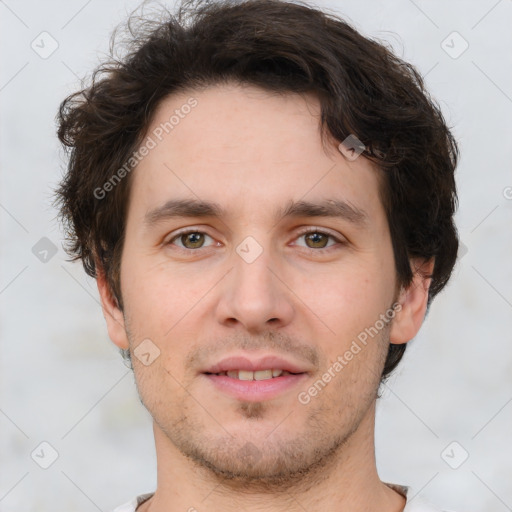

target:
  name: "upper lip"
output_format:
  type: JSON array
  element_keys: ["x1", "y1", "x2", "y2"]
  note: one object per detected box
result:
[{"x1": 202, "y1": 354, "x2": 311, "y2": 374}]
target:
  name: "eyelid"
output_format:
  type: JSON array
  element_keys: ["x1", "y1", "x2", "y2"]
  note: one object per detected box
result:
[
  {"x1": 291, "y1": 226, "x2": 346, "y2": 250},
  {"x1": 294, "y1": 226, "x2": 343, "y2": 239},
  {"x1": 165, "y1": 225, "x2": 345, "y2": 252},
  {"x1": 165, "y1": 226, "x2": 217, "y2": 249}
]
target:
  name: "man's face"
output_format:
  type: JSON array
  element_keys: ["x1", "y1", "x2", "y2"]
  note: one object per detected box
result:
[{"x1": 103, "y1": 83, "x2": 403, "y2": 485}]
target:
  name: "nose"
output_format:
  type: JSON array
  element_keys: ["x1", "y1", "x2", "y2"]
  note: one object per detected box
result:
[{"x1": 215, "y1": 241, "x2": 295, "y2": 333}]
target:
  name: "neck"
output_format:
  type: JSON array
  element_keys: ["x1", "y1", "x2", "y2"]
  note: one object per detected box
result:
[{"x1": 139, "y1": 402, "x2": 406, "y2": 512}]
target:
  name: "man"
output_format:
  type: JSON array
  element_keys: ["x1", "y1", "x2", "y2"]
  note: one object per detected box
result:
[{"x1": 54, "y1": 1, "x2": 460, "y2": 511}]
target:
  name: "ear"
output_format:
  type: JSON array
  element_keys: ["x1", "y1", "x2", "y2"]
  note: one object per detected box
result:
[
  {"x1": 389, "y1": 257, "x2": 435, "y2": 345},
  {"x1": 96, "y1": 262, "x2": 129, "y2": 350}
]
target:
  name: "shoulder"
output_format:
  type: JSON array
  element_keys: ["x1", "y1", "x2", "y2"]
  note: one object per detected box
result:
[
  {"x1": 109, "y1": 493, "x2": 154, "y2": 512},
  {"x1": 109, "y1": 497, "x2": 138, "y2": 512},
  {"x1": 385, "y1": 483, "x2": 456, "y2": 512},
  {"x1": 404, "y1": 497, "x2": 458, "y2": 512}
]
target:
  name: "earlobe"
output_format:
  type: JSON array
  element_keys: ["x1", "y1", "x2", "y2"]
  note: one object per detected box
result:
[
  {"x1": 96, "y1": 264, "x2": 130, "y2": 350},
  {"x1": 389, "y1": 258, "x2": 435, "y2": 345}
]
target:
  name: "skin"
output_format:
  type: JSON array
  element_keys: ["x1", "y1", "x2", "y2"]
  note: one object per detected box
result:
[{"x1": 96, "y1": 82, "x2": 434, "y2": 512}]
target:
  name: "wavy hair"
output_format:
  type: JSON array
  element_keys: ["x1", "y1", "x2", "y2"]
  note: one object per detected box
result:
[{"x1": 54, "y1": 0, "x2": 459, "y2": 380}]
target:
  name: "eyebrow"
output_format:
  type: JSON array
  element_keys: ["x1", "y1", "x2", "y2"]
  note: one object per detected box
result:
[{"x1": 144, "y1": 197, "x2": 369, "y2": 229}]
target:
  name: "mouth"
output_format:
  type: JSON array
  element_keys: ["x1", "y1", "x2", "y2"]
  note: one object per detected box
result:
[
  {"x1": 203, "y1": 369, "x2": 301, "y2": 380},
  {"x1": 201, "y1": 365, "x2": 309, "y2": 402}
]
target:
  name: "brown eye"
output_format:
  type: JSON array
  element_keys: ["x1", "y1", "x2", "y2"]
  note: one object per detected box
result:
[
  {"x1": 293, "y1": 228, "x2": 343, "y2": 253},
  {"x1": 180, "y1": 232, "x2": 205, "y2": 249},
  {"x1": 304, "y1": 232, "x2": 330, "y2": 249},
  {"x1": 168, "y1": 230, "x2": 215, "y2": 250}
]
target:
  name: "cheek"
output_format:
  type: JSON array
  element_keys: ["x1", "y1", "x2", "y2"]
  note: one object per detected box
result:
[
  {"x1": 297, "y1": 265, "x2": 394, "y2": 382},
  {"x1": 121, "y1": 258, "x2": 216, "y2": 342},
  {"x1": 303, "y1": 262, "x2": 388, "y2": 329}
]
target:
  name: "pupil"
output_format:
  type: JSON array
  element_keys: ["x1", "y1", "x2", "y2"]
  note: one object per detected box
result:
[
  {"x1": 184, "y1": 233, "x2": 203, "y2": 248},
  {"x1": 180, "y1": 232, "x2": 327, "y2": 249},
  {"x1": 307, "y1": 232, "x2": 327, "y2": 248}
]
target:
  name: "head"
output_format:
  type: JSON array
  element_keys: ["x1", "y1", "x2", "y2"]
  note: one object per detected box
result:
[{"x1": 55, "y1": 0, "x2": 458, "y2": 486}]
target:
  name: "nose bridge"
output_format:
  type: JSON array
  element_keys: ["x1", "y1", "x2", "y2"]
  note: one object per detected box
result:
[
  {"x1": 215, "y1": 233, "x2": 294, "y2": 330},
  {"x1": 232, "y1": 233, "x2": 278, "y2": 301}
]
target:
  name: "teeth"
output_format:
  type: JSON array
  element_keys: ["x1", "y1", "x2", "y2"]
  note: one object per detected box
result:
[
  {"x1": 238, "y1": 370, "x2": 254, "y2": 381},
  {"x1": 254, "y1": 369, "x2": 273, "y2": 380},
  {"x1": 220, "y1": 369, "x2": 289, "y2": 380}
]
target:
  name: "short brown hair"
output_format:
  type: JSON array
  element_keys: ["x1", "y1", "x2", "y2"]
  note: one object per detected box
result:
[{"x1": 54, "y1": 0, "x2": 459, "y2": 380}]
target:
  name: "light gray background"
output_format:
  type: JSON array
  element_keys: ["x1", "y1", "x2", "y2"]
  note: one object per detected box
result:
[{"x1": 1, "y1": 0, "x2": 511, "y2": 511}]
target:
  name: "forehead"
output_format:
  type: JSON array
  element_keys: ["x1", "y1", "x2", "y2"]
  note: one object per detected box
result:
[
  {"x1": 128, "y1": 83, "x2": 384, "y2": 226},
  {"x1": 147, "y1": 82, "x2": 326, "y2": 166}
]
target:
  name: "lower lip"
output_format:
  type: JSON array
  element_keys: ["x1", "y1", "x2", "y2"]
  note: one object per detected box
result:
[{"x1": 202, "y1": 373, "x2": 309, "y2": 401}]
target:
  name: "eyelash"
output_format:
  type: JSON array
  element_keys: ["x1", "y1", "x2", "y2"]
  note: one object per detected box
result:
[{"x1": 166, "y1": 227, "x2": 345, "y2": 255}]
